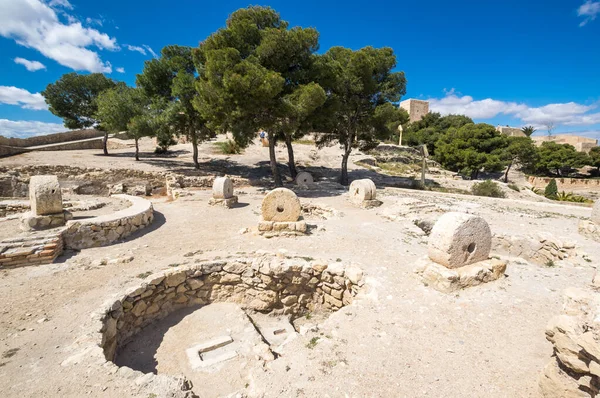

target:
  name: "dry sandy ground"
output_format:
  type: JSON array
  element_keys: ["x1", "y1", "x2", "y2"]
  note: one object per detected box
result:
[{"x1": 0, "y1": 138, "x2": 597, "y2": 397}]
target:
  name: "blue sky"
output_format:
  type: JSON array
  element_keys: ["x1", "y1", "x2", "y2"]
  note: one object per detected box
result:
[{"x1": 1, "y1": 0, "x2": 599, "y2": 138}]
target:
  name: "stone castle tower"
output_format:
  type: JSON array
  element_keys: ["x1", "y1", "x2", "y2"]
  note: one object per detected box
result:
[{"x1": 400, "y1": 99, "x2": 430, "y2": 123}]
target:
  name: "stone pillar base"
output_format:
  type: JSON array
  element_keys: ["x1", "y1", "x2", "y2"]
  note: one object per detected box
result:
[
  {"x1": 257, "y1": 220, "x2": 307, "y2": 237},
  {"x1": 20, "y1": 210, "x2": 72, "y2": 231},
  {"x1": 208, "y1": 196, "x2": 238, "y2": 208},
  {"x1": 350, "y1": 199, "x2": 382, "y2": 209},
  {"x1": 414, "y1": 257, "x2": 507, "y2": 293}
]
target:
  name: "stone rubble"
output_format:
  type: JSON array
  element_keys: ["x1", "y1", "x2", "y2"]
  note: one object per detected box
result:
[{"x1": 494, "y1": 231, "x2": 581, "y2": 266}]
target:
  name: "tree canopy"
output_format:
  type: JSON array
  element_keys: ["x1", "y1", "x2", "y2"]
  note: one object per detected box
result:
[
  {"x1": 435, "y1": 123, "x2": 508, "y2": 179},
  {"x1": 314, "y1": 46, "x2": 407, "y2": 185},
  {"x1": 193, "y1": 6, "x2": 325, "y2": 185},
  {"x1": 534, "y1": 141, "x2": 590, "y2": 176},
  {"x1": 501, "y1": 136, "x2": 538, "y2": 182},
  {"x1": 402, "y1": 112, "x2": 473, "y2": 155}
]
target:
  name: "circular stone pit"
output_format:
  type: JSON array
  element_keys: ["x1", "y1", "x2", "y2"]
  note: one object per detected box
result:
[{"x1": 88, "y1": 253, "x2": 365, "y2": 396}]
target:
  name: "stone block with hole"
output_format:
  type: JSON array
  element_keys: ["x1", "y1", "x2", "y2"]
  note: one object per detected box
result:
[
  {"x1": 258, "y1": 188, "x2": 307, "y2": 236},
  {"x1": 20, "y1": 175, "x2": 70, "y2": 231},
  {"x1": 295, "y1": 172, "x2": 314, "y2": 188},
  {"x1": 415, "y1": 212, "x2": 506, "y2": 292}
]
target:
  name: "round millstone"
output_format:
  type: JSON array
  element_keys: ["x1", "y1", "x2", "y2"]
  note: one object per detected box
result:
[
  {"x1": 295, "y1": 172, "x2": 314, "y2": 186},
  {"x1": 428, "y1": 212, "x2": 492, "y2": 269},
  {"x1": 213, "y1": 177, "x2": 233, "y2": 199},
  {"x1": 261, "y1": 188, "x2": 301, "y2": 222},
  {"x1": 349, "y1": 179, "x2": 376, "y2": 202}
]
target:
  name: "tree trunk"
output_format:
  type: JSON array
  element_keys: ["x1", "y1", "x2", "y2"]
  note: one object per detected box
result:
[
  {"x1": 103, "y1": 131, "x2": 109, "y2": 155},
  {"x1": 471, "y1": 170, "x2": 479, "y2": 180},
  {"x1": 340, "y1": 134, "x2": 354, "y2": 186},
  {"x1": 504, "y1": 161, "x2": 513, "y2": 183},
  {"x1": 268, "y1": 132, "x2": 283, "y2": 187},
  {"x1": 284, "y1": 134, "x2": 297, "y2": 179},
  {"x1": 191, "y1": 128, "x2": 199, "y2": 170},
  {"x1": 135, "y1": 138, "x2": 139, "y2": 161}
]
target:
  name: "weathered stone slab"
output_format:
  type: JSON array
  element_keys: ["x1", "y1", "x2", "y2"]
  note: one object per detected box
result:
[
  {"x1": 29, "y1": 175, "x2": 63, "y2": 215},
  {"x1": 415, "y1": 257, "x2": 506, "y2": 293}
]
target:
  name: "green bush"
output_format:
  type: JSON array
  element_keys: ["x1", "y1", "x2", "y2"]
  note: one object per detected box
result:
[
  {"x1": 544, "y1": 179, "x2": 558, "y2": 199},
  {"x1": 214, "y1": 139, "x2": 242, "y2": 154},
  {"x1": 471, "y1": 180, "x2": 506, "y2": 198},
  {"x1": 508, "y1": 183, "x2": 520, "y2": 192},
  {"x1": 556, "y1": 191, "x2": 592, "y2": 203}
]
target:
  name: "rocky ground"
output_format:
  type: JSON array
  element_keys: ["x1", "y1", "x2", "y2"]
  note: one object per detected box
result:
[{"x1": 0, "y1": 136, "x2": 597, "y2": 397}]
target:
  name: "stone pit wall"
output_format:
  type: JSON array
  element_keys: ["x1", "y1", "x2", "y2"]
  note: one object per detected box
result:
[
  {"x1": 493, "y1": 232, "x2": 580, "y2": 266},
  {"x1": 0, "y1": 233, "x2": 63, "y2": 268},
  {"x1": 62, "y1": 194, "x2": 154, "y2": 250},
  {"x1": 539, "y1": 288, "x2": 600, "y2": 397},
  {"x1": 165, "y1": 173, "x2": 250, "y2": 197},
  {"x1": 0, "y1": 200, "x2": 29, "y2": 217},
  {"x1": 93, "y1": 254, "x2": 365, "y2": 362}
]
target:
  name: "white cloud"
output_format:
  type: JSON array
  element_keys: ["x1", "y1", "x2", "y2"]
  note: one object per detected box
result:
[
  {"x1": 48, "y1": 0, "x2": 73, "y2": 10},
  {"x1": 578, "y1": 1, "x2": 600, "y2": 26},
  {"x1": 14, "y1": 57, "x2": 46, "y2": 71},
  {"x1": 0, "y1": 86, "x2": 47, "y2": 110},
  {"x1": 0, "y1": 0, "x2": 118, "y2": 73},
  {"x1": 85, "y1": 17, "x2": 103, "y2": 27},
  {"x1": 126, "y1": 44, "x2": 146, "y2": 55},
  {"x1": 116, "y1": 67, "x2": 125, "y2": 73},
  {"x1": 428, "y1": 90, "x2": 600, "y2": 127},
  {"x1": 0, "y1": 119, "x2": 66, "y2": 138},
  {"x1": 143, "y1": 44, "x2": 158, "y2": 58}
]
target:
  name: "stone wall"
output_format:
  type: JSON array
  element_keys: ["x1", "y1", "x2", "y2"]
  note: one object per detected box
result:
[
  {"x1": 165, "y1": 173, "x2": 250, "y2": 198},
  {"x1": 0, "y1": 129, "x2": 104, "y2": 148},
  {"x1": 539, "y1": 288, "x2": 600, "y2": 397},
  {"x1": 93, "y1": 254, "x2": 364, "y2": 362},
  {"x1": 62, "y1": 195, "x2": 154, "y2": 250},
  {"x1": 0, "y1": 200, "x2": 29, "y2": 217},
  {"x1": 0, "y1": 233, "x2": 63, "y2": 268},
  {"x1": 528, "y1": 176, "x2": 600, "y2": 194},
  {"x1": 493, "y1": 232, "x2": 580, "y2": 266}
]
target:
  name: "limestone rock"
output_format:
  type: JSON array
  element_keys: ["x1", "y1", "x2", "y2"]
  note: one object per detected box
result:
[
  {"x1": 428, "y1": 212, "x2": 492, "y2": 269},
  {"x1": 261, "y1": 188, "x2": 301, "y2": 222},
  {"x1": 29, "y1": 175, "x2": 63, "y2": 216},
  {"x1": 416, "y1": 258, "x2": 506, "y2": 293},
  {"x1": 592, "y1": 201, "x2": 600, "y2": 225}
]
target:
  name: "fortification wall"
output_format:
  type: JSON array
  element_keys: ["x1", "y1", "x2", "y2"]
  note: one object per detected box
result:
[{"x1": 0, "y1": 129, "x2": 104, "y2": 148}]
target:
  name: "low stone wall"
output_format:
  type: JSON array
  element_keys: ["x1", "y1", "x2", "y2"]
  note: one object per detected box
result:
[
  {"x1": 93, "y1": 254, "x2": 364, "y2": 363},
  {"x1": 529, "y1": 176, "x2": 600, "y2": 193},
  {"x1": 0, "y1": 200, "x2": 29, "y2": 217},
  {"x1": 165, "y1": 173, "x2": 250, "y2": 198},
  {"x1": 493, "y1": 232, "x2": 580, "y2": 266},
  {"x1": 0, "y1": 233, "x2": 63, "y2": 268},
  {"x1": 62, "y1": 194, "x2": 154, "y2": 250},
  {"x1": 539, "y1": 288, "x2": 600, "y2": 397}
]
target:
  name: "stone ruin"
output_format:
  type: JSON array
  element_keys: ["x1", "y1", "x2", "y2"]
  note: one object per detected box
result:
[
  {"x1": 295, "y1": 171, "x2": 314, "y2": 188},
  {"x1": 208, "y1": 177, "x2": 238, "y2": 208},
  {"x1": 539, "y1": 287, "x2": 600, "y2": 397},
  {"x1": 20, "y1": 175, "x2": 72, "y2": 231},
  {"x1": 348, "y1": 178, "x2": 382, "y2": 208},
  {"x1": 579, "y1": 201, "x2": 600, "y2": 242},
  {"x1": 494, "y1": 231, "x2": 583, "y2": 267},
  {"x1": 414, "y1": 212, "x2": 507, "y2": 293},
  {"x1": 258, "y1": 188, "x2": 307, "y2": 237}
]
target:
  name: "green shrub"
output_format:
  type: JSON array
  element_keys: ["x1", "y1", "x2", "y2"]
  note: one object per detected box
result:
[
  {"x1": 556, "y1": 191, "x2": 592, "y2": 203},
  {"x1": 544, "y1": 179, "x2": 558, "y2": 199},
  {"x1": 214, "y1": 139, "x2": 242, "y2": 154},
  {"x1": 508, "y1": 183, "x2": 520, "y2": 192},
  {"x1": 471, "y1": 180, "x2": 506, "y2": 198}
]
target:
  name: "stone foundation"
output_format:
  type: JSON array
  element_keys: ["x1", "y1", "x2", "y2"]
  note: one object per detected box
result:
[
  {"x1": 494, "y1": 232, "x2": 580, "y2": 266},
  {"x1": 579, "y1": 220, "x2": 600, "y2": 243},
  {"x1": 208, "y1": 196, "x2": 238, "y2": 208},
  {"x1": 258, "y1": 220, "x2": 308, "y2": 237},
  {"x1": 352, "y1": 199, "x2": 383, "y2": 209},
  {"x1": 414, "y1": 258, "x2": 507, "y2": 293},
  {"x1": 0, "y1": 233, "x2": 63, "y2": 268},
  {"x1": 20, "y1": 210, "x2": 72, "y2": 231},
  {"x1": 539, "y1": 288, "x2": 600, "y2": 397}
]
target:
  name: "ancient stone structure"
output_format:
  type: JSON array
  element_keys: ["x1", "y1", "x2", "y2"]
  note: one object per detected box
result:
[
  {"x1": 539, "y1": 288, "x2": 600, "y2": 397},
  {"x1": 20, "y1": 175, "x2": 72, "y2": 231},
  {"x1": 579, "y1": 201, "x2": 600, "y2": 242},
  {"x1": 415, "y1": 212, "x2": 506, "y2": 293},
  {"x1": 0, "y1": 232, "x2": 63, "y2": 268},
  {"x1": 349, "y1": 179, "x2": 382, "y2": 208},
  {"x1": 494, "y1": 232, "x2": 581, "y2": 266},
  {"x1": 399, "y1": 99, "x2": 429, "y2": 123},
  {"x1": 78, "y1": 254, "x2": 365, "y2": 395},
  {"x1": 295, "y1": 172, "x2": 314, "y2": 188},
  {"x1": 496, "y1": 126, "x2": 526, "y2": 137},
  {"x1": 208, "y1": 177, "x2": 238, "y2": 208},
  {"x1": 258, "y1": 188, "x2": 306, "y2": 236},
  {"x1": 62, "y1": 194, "x2": 154, "y2": 250},
  {"x1": 533, "y1": 134, "x2": 597, "y2": 153}
]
